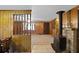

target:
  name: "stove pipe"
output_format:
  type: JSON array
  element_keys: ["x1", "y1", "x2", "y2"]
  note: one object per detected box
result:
[
  {"x1": 56, "y1": 11, "x2": 66, "y2": 52},
  {"x1": 56, "y1": 11, "x2": 65, "y2": 37}
]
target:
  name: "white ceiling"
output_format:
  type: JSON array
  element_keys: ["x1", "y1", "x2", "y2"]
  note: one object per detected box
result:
[
  {"x1": 32, "y1": 5, "x2": 76, "y2": 21},
  {"x1": 0, "y1": 5, "x2": 76, "y2": 21},
  {"x1": 0, "y1": 5, "x2": 32, "y2": 10}
]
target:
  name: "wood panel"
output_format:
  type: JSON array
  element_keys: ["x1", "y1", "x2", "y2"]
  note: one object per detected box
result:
[
  {"x1": 0, "y1": 10, "x2": 31, "y2": 39},
  {"x1": 12, "y1": 35, "x2": 31, "y2": 52},
  {"x1": 35, "y1": 22, "x2": 44, "y2": 34},
  {"x1": 62, "y1": 12, "x2": 67, "y2": 28},
  {"x1": 54, "y1": 18, "x2": 59, "y2": 37},
  {"x1": 0, "y1": 11, "x2": 13, "y2": 39},
  {"x1": 49, "y1": 20, "x2": 53, "y2": 35},
  {"x1": 62, "y1": 6, "x2": 78, "y2": 52},
  {"x1": 71, "y1": 7, "x2": 78, "y2": 28},
  {"x1": 49, "y1": 18, "x2": 59, "y2": 37},
  {"x1": 0, "y1": 10, "x2": 31, "y2": 52}
]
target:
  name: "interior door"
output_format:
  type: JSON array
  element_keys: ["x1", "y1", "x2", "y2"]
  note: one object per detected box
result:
[{"x1": 44, "y1": 22, "x2": 49, "y2": 34}]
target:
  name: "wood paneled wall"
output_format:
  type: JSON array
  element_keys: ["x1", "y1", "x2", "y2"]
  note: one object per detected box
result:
[
  {"x1": 62, "y1": 6, "x2": 78, "y2": 52},
  {"x1": 0, "y1": 11, "x2": 13, "y2": 39},
  {"x1": 35, "y1": 22, "x2": 44, "y2": 34},
  {"x1": 0, "y1": 10, "x2": 31, "y2": 52},
  {"x1": 62, "y1": 7, "x2": 78, "y2": 29},
  {"x1": 49, "y1": 20, "x2": 54, "y2": 35},
  {"x1": 12, "y1": 35, "x2": 31, "y2": 52},
  {"x1": 71, "y1": 7, "x2": 78, "y2": 29},
  {"x1": 49, "y1": 18, "x2": 59, "y2": 37},
  {"x1": 62, "y1": 12, "x2": 67, "y2": 27},
  {"x1": 0, "y1": 10, "x2": 31, "y2": 39},
  {"x1": 31, "y1": 21, "x2": 50, "y2": 34}
]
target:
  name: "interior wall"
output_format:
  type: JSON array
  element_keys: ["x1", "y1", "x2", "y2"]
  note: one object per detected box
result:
[
  {"x1": 0, "y1": 11, "x2": 13, "y2": 39},
  {"x1": 49, "y1": 20, "x2": 54, "y2": 36},
  {"x1": 62, "y1": 7, "x2": 78, "y2": 52},
  {"x1": 49, "y1": 18, "x2": 59, "y2": 37},
  {"x1": 71, "y1": 7, "x2": 78, "y2": 52},
  {"x1": 0, "y1": 10, "x2": 31, "y2": 52},
  {"x1": 0, "y1": 10, "x2": 31, "y2": 39},
  {"x1": 12, "y1": 35, "x2": 31, "y2": 52},
  {"x1": 34, "y1": 21, "x2": 44, "y2": 34},
  {"x1": 0, "y1": 10, "x2": 30, "y2": 38},
  {"x1": 71, "y1": 7, "x2": 78, "y2": 29},
  {"x1": 31, "y1": 21, "x2": 50, "y2": 34},
  {"x1": 62, "y1": 12, "x2": 67, "y2": 28}
]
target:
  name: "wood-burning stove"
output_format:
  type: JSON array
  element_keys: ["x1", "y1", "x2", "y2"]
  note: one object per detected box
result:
[{"x1": 53, "y1": 11, "x2": 66, "y2": 52}]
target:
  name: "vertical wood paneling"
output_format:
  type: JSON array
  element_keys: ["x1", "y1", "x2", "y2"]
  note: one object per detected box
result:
[
  {"x1": 62, "y1": 12, "x2": 67, "y2": 27},
  {"x1": 35, "y1": 22, "x2": 44, "y2": 34},
  {"x1": 71, "y1": 7, "x2": 78, "y2": 28},
  {"x1": 0, "y1": 10, "x2": 31, "y2": 52}
]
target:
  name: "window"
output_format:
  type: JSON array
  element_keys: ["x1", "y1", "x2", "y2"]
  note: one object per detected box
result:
[
  {"x1": 28, "y1": 23, "x2": 35, "y2": 30},
  {"x1": 23, "y1": 22, "x2": 35, "y2": 30},
  {"x1": 13, "y1": 14, "x2": 32, "y2": 35}
]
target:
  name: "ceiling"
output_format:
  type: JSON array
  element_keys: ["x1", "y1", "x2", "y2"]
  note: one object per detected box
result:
[
  {"x1": 0, "y1": 5, "x2": 32, "y2": 10},
  {"x1": 0, "y1": 5, "x2": 76, "y2": 21},
  {"x1": 32, "y1": 5, "x2": 76, "y2": 21}
]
